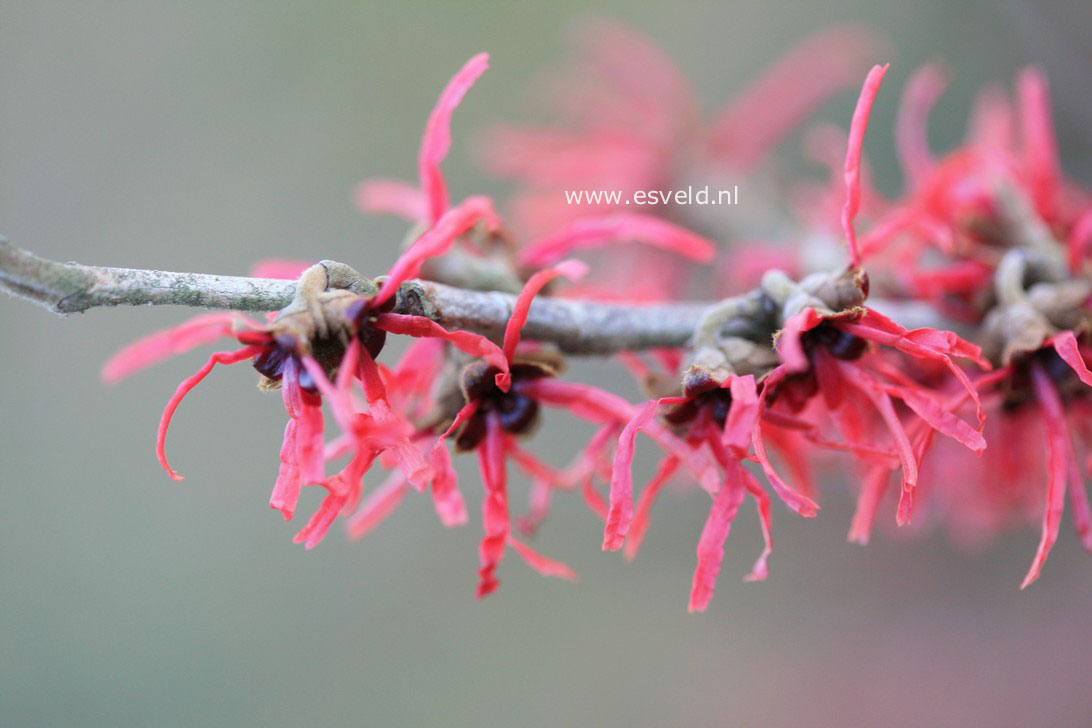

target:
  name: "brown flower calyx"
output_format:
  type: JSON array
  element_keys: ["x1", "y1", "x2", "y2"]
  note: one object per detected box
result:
[
  {"x1": 253, "y1": 261, "x2": 382, "y2": 390},
  {"x1": 761, "y1": 267, "x2": 869, "y2": 324},
  {"x1": 453, "y1": 349, "x2": 564, "y2": 451},
  {"x1": 981, "y1": 249, "x2": 1092, "y2": 364}
]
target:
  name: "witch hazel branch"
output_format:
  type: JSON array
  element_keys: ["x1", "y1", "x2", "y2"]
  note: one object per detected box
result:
[{"x1": 4, "y1": 26, "x2": 1091, "y2": 610}]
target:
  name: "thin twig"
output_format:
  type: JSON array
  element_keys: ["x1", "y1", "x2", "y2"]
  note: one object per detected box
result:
[{"x1": 0, "y1": 237, "x2": 719, "y2": 354}]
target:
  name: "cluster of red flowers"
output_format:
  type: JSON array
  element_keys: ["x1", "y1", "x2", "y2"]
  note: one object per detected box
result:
[{"x1": 104, "y1": 22, "x2": 1092, "y2": 610}]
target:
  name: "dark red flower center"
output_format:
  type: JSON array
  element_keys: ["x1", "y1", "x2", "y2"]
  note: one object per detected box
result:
[
  {"x1": 801, "y1": 322, "x2": 867, "y2": 361},
  {"x1": 1004, "y1": 346, "x2": 1088, "y2": 410},
  {"x1": 455, "y1": 363, "x2": 552, "y2": 450},
  {"x1": 665, "y1": 388, "x2": 733, "y2": 430}
]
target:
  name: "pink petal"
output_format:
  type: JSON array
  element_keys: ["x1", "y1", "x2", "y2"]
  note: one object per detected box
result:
[
  {"x1": 688, "y1": 459, "x2": 748, "y2": 613},
  {"x1": 833, "y1": 358, "x2": 918, "y2": 522},
  {"x1": 775, "y1": 309, "x2": 827, "y2": 374},
  {"x1": 1051, "y1": 331, "x2": 1092, "y2": 387},
  {"x1": 507, "y1": 535, "x2": 578, "y2": 581},
  {"x1": 476, "y1": 414, "x2": 510, "y2": 598},
  {"x1": 896, "y1": 64, "x2": 948, "y2": 189},
  {"x1": 847, "y1": 464, "x2": 892, "y2": 545},
  {"x1": 740, "y1": 469, "x2": 773, "y2": 583},
  {"x1": 886, "y1": 383, "x2": 986, "y2": 454},
  {"x1": 102, "y1": 313, "x2": 246, "y2": 384},
  {"x1": 582, "y1": 476, "x2": 609, "y2": 520},
  {"x1": 506, "y1": 440, "x2": 566, "y2": 486},
  {"x1": 354, "y1": 179, "x2": 428, "y2": 221},
  {"x1": 269, "y1": 419, "x2": 301, "y2": 520},
  {"x1": 708, "y1": 25, "x2": 886, "y2": 169},
  {"x1": 519, "y1": 378, "x2": 635, "y2": 424},
  {"x1": 604, "y1": 400, "x2": 661, "y2": 551},
  {"x1": 502, "y1": 258, "x2": 588, "y2": 361},
  {"x1": 284, "y1": 358, "x2": 325, "y2": 486},
  {"x1": 371, "y1": 195, "x2": 500, "y2": 308},
  {"x1": 516, "y1": 476, "x2": 553, "y2": 536},
  {"x1": 1021, "y1": 364, "x2": 1070, "y2": 588},
  {"x1": 375, "y1": 313, "x2": 511, "y2": 390},
  {"x1": 518, "y1": 213, "x2": 715, "y2": 268},
  {"x1": 356, "y1": 350, "x2": 432, "y2": 489},
  {"x1": 248, "y1": 259, "x2": 314, "y2": 280},
  {"x1": 623, "y1": 455, "x2": 680, "y2": 561},
  {"x1": 563, "y1": 423, "x2": 622, "y2": 487},
  {"x1": 346, "y1": 470, "x2": 410, "y2": 539},
  {"x1": 419, "y1": 53, "x2": 490, "y2": 224},
  {"x1": 842, "y1": 309, "x2": 989, "y2": 424},
  {"x1": 421, "y1": 398, "x2": 481, "y2": 527},
  {"x1": 293, "y1": 485, "x2": 350, "y2": 550},
  {"x1": 155, "y1": 346, "x2": 262, "y2": 481},
  {"x1": 1017, "y1": 67, "x2": 1060, "y2": 221},
  {"x1": 842, "y1": 64, "x2": 889, "y2": 267},
  {"x1": 1066, "y1": 207, "x2": 1092, "y2": 272},
  {"x1": 427, "y1": 439, "x2": 468, "y2": 528},
  {"x1": 752, "y1": 370, "x2": 821, "y2": 518},
  {"x1": 968, "y1": 84, "x2": 1014, "y2": 151},
  {"x1": 723, "y1": 374, "x2": 759, "y2": 456}
]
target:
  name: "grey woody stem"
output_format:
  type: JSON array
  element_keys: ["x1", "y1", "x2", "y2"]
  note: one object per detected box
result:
[{"x1": 0, "y1": 237, "x2": 716, "y2": 354}]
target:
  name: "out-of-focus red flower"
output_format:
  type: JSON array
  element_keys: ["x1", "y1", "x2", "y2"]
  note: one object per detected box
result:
[
  {"x1": 909, "y1": 332, "x2": 1092, "y2": 587},
  {"x1": 861, "y1": 66, "x2": 1092, "y2": 308},
  {"x1": 356, "y1": 48, "x2": 717, "y2": 303},
  {"x1": 482, "y1": 20, "x2": 885, "y2": 236}
]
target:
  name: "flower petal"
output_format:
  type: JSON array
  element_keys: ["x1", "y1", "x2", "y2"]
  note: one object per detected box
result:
[
  {"x1": 1021, "y1": 364, "x2": 1070, "y2": 588},
  {"x1": 476, "y1": 414, "x2": 510, "y2": 598},
  {"x1": 1051, "y1": 331, "x2": 1092, "y2": 387},
  {"x1": 623, "y1": 455, "x2": 680, "y2": 561},
  {"x1": 372, "y1": 195, "x2": 500, "y2": 308},
  {"x1": 688, "y1": 458, "x2": 748, "y2": 613},
  {"x1": 842, "y1": 63, "x2": 889, "y2": 267},
  {"x1": 354, "y1": 179, "x2": 428, "y2": 221},
  {"x1": 507, "y1": 535, "x2": 578, "y2": 582},
  {"x1": 604, "y1": 400, "x2": 660, "y2": 551},
  {"x1": 346, "y1": 470, "x2": 410, "y2": 539},
  {"x1": 420, "y1": 53, "x2": 490, "y2": 224},
  {"x1": 722, "y1": 374, "x2": 759, "y2": 456},
  {"x1": 375, "y1": 312, "x2": 510, "y2": 389},
  {"x1": 502, "y1": 258, "x2": 589, "y2": 362},
  {"x1": 518, "y1": 213, "x2": 715, "y2": 267},
  {"x1": 896, "y1": 64, "x2": 948, "y2": 189},
  {"x1": 248, "y1": 259, "x2": 314, "y2": 280},
  {"x1": 269, "y1": 419, "x2": 301, "y2": 520},
  {"x1": 102, "y1": 313, "x2": 253, "y2": 384},
  {"x1": 155, "y1": 346, "x2": 262, "y2": 481},
  {"x1": 1017, "y1": 67, "x2": 1060, "y2": 221}
]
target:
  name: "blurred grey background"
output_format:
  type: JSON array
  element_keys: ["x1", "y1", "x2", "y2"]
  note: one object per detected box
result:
[{"x1": 2, "y1": 2, "x2": 1091, "y2": 726}]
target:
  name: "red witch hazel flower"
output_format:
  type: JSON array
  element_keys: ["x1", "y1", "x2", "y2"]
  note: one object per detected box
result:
[
  {"x1": 408, "y1": 257, "x2": 634, "y2": 597},
  {"x1": 763, "y1": 65, "x2": 991, "y2": 528},
  {"x1": 910, "y1": 249, "x2": 1092, "y2": 587},
  {"x1": 101, "y1": 52, "x2": 509, "y2": 550},
  {"x1": 858, "y1": 65, "x2": 1091, "y2": 307},
  {"x1": 482, "y1": 19, "x2": 886, "y2": 236}
]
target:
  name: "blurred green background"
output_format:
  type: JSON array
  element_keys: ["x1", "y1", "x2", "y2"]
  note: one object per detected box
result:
[{"x1": 2, "y1": 2, "x2": 1091, "y2": 726}]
